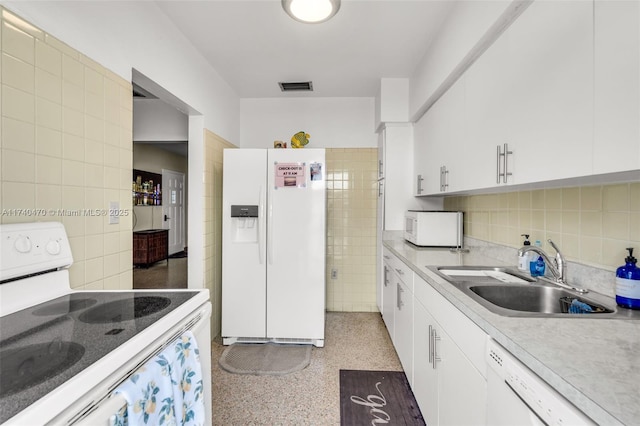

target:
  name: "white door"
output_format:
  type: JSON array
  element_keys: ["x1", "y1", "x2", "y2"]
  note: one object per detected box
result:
[
  {"x1": 438, "y1": 331, "x2": 487, "y2": 426},
  {"x1": 413, "y1": 300, "x2": 439, "y2": 426},
  {"x1": 507, "y1": 0, "x2": 594, "y2": 184},
  {"x1": 394, "y1": 278, "x2": 414, "y2": 385},
  {"x1": 162, "y1": 169, "x2": 185, "y2": 255},
  {"x1": 221, "y1": 149, "x2": 268, "y2": 339},
  {"x1": 381, "y1": 260, "x2": 396, "y2": 339},
  {"x1": 266, "y1": 149, "x2": 326, "y2": 341}
]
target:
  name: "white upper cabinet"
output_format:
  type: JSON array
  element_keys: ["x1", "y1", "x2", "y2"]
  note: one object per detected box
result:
[
  {"x1": 507, "y1": 0, "x2": 594, "y2": 184},
  {"x1": 593, "y1": 0, "x2": 640, "y2": 174},
  {"x1": 413, "y1": 0, "x2": 639, "y2": 193},
  {"x1": 441, "y1": 78, "x2": 467, "y2": 192},
  {"x1": 414, "y1": 78, "x2": 466, "y2": 195},
  {"x1": 455, "y1": 36, "x2": 509, "y2": 192},
  {"x1": 414, "y1": 90, "x2": 448, "y2": 195},
  {"x1": 381, "y1": 123, "x2": 416, "y2": 230},
  {"x1": 464, "y1": 0, "x2": 594, "y2": 187}
]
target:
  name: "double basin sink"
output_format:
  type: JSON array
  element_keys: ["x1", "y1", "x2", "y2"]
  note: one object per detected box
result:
[{"x1": 431, "y1": 266, "x2": 640, "y2": 319}]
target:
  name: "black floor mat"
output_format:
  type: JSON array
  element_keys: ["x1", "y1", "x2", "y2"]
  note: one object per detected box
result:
[{"x1": 339, "y1": 369, "x2": 425, "y2": 425}]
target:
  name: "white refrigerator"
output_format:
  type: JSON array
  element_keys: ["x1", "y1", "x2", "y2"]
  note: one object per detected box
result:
[{"x1": 221, "y1": 148, "x2": 326, "y2": 347}]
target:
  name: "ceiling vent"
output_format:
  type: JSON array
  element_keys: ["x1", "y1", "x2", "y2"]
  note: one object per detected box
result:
[{"x1": 278, "y1": 81, "x2": 313, "y2": 92}]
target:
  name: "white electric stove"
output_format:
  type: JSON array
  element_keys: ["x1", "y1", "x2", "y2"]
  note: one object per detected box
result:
[{"x1": 0, "y1": 222, "x2": 212, "y2": 425}]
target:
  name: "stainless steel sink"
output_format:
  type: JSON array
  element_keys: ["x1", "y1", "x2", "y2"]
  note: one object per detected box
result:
[
  {"x1": 469, "y1": 284, "x2": 613, "y2": 315},
  {"x1": 430, "y1": 266, "x2": 640, "y2": 319}
]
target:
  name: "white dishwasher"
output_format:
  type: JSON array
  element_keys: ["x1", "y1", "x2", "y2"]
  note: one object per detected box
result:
[{"x1": 485, "y1": 337, "x2": 595, "y2": 426}]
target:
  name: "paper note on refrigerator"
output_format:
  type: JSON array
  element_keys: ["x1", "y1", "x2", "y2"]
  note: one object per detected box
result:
[{"x1": 274, "y1": 162, "x2": 306, "y2": 188}]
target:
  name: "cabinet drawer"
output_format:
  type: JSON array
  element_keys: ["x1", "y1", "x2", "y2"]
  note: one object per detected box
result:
[
  {"x1": 382, "y1": 247, "x2": 395, "y2": 267},
  {"x1": 383, "y1": 248, "x2": 414, "y2": 292},
  {"x1": 393, "y1": 261, "x2": 413, "y2": 291},
  {"x1": 415, "y1": 275, "x2": 487, "y2": 377}
]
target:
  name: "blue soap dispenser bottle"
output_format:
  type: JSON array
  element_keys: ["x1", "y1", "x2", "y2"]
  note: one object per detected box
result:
[
  {"x1": 616, "y1": 247, "x2": 640, "y2": 310},
  {"x1": 529, "y1": 240, "x2": 545, "y2": 277},
  {"x1": 535, "y1": 255, "x2": 546, "y2": 277}
]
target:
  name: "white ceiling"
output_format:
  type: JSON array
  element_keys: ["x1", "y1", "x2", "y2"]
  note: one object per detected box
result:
[{"x1": 155, "y1": 0, "x2": 456, "y2": 98}]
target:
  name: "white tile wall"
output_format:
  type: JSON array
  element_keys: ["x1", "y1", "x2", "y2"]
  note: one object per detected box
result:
[{"x1": 1, "y1": 7, "x2": 133, "y2": 289}]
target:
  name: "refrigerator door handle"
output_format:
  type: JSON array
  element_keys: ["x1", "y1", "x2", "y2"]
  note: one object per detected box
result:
[
  {"x1": 259, "y1": 185, "x2": 266, "y2": 264},
  {"x1": 267, "y1": 185, "x2": 274, "y2": 265}
]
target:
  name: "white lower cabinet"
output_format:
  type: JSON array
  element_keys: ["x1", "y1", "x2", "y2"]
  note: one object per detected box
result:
[
  {"x1": 379, "y1": 249, "x2": 488, "y2": 426},
  {"x1": 413, "y1": 300, "x2": 439, "y2": 426},
  {"x1": 394, "y1": 278, "x2": 414, "y2": 385},
  {"x1": 437, "y1": 329, "x2": 487, "y2": 425},
  {"x1": 413, "y1": 298, "x2": 487, "y2": 426},
  {"x1": 381, "y1": 257, "x2": 396, "y2": 339}
]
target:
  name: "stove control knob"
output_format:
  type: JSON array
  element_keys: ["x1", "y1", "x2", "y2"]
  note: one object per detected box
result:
[
  {"x1": 14, "y1": 235, "x2": 32, "y2": 253},
  {"x1": 46, "y1": 239, "x2": 61, "y2": 255}
]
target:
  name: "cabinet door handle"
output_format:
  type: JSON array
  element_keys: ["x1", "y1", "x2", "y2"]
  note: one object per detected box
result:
[
  {"x1": 428, "y1": 325, "x2": 434, "y2": 364},
  {"x1": 443, "y1": 166, "x2": 449, "y2": 191},
  {"x1": 394, "y1": 268, "x2": 404, "y2": 276},
  {"x1": 431, "y1": 326, "x2": 441, "y2": 369},
  {"x1": 440, "y1": 166, "x2": 449, "y2": 192},
  {"x1": 503, "y1": 143, "x2": 513, "y2": 183},
  {"x1": 383, "y1": 266, "x2": 389, "y2": 287},
  {"x1": 379, "y1": 160, "x2": 384, "y2": 177},
  {"x1": 396, "y1": 283, "x2": 401, "y2": 310},
  {"x1": 378, "y1": 181, "x2": 383, "y2": 198},
  {"x1": 496, "y1": 145, "x2": 502, "y2": 184},
  {"x1": 417, "y1": 174, "x2": 424, "y2": 194}
]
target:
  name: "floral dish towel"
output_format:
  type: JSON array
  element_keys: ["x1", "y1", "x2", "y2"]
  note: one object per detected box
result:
[{"x1": 110, "y1": 331, "x2": 205, "y2": 426}]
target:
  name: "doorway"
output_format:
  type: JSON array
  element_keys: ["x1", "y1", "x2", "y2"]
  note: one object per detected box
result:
[{"x1": 132, "y1": 75, "x2": 189, "y2": 289}]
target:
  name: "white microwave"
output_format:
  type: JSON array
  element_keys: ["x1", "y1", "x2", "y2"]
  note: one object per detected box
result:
[{"x1": 404, "y1": 211, "x2": 463, "y2": 247}]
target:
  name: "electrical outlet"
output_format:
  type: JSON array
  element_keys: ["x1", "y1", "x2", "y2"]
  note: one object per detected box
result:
[
  {"x1": 109, "y1": 201, "x2": 119, "y2": 224},
  {"x1": 331, "y1": 268, "x2": 338, "y2": 280}
]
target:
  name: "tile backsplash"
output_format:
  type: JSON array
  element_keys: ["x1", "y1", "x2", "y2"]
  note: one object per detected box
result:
[
  {"x1": 325, "y1": 148, "x2": 378, "y2": 312},
  {"x1": 444, "y1": 182, "x2": 640, "y2": 272},
  {"x1": 1, "y1": 7, "x2": 134, "y2": 289}
]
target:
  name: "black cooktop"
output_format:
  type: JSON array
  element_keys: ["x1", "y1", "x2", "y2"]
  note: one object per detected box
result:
[{"x1": 0, "y1": 291, "x2": 198, "y2": 423}]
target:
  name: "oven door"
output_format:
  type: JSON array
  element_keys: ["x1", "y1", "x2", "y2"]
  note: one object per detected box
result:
[{"x1": 67, "y1": 302, "x2": 212, "y2": 426}]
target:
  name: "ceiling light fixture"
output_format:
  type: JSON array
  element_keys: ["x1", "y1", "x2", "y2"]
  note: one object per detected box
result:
[{"x1": 282, "y1": 0, "x2": 340, "y2": 24}]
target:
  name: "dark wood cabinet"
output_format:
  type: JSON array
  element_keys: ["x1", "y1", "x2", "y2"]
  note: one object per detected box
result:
[{"x1": 133, "y1": 229, "x2": 169, "y2": 267}]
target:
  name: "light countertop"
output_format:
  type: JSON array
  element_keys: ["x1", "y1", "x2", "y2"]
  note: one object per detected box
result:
[{"x1": 383, "y1": 238, "x2": 640, "y2": 426}]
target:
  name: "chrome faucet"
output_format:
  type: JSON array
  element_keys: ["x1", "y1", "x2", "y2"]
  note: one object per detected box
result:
[{"x1": 518, "y1": 239, "x2": 588, "y2": 293}]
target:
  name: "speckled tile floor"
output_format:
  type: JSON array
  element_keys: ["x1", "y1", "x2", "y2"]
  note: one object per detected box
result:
[{"x1": 210, "y1": 312, "x2": 402, "y2": 425}]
